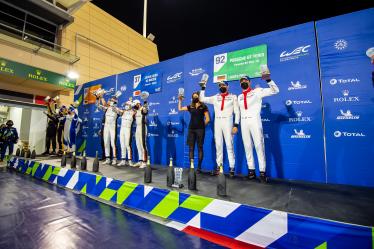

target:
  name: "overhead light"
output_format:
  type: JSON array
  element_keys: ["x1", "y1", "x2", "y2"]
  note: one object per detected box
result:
[
  {"x1": 23, "y1": 35, "x2": 28, "y2": 40},
  {"x1": 67, "y1": 70, "x2": 79, "y2": 79},
  {"x1": 147, "y1": 33, "x2": 155, "y2": 42}
]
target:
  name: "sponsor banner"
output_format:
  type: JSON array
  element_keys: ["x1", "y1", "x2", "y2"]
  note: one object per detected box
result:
[
  {"x1": 317, "y1": 8, "x2": 374, "y2": 187},
  {"x1": 0, "y1": 57, "x2": 76, "y2": 89},
  {"x1": 133, "y1": 71, "x2": 162, "y2": 96},
  {"x1": 213, "y1": 44, "x2": 267, "y2": 82}
]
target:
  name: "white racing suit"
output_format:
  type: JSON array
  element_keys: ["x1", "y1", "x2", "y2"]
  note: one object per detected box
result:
[
  {"x1": 200, "y1": 90, "x2": 240, "y2": 169},
  {"x1": 238, "y1": 80, "x2": 279, "y2": 172},
  {"x1": 97, "y1": 103, "x2": 118, "y2": 160},
  {"x1": 63, "y1": 113, "x2": 81, "y2": 152},
  {"x1": 135, "y1": 106, "x2": 148, "y2": 162},
  {"x1": 120, "y1": 110, "x2": 134, "y2": 160}
]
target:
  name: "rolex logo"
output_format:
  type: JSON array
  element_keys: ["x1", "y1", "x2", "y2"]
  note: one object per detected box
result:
[
  {"x1": 296, "y1": 111, "x2": 303, "y2": 117},
  {"x1": 36, "y1": 70, "x2": 42, "y2": 76},
  {"x1": 342, "y1": 90, "x2": 349, "y2": 96}
]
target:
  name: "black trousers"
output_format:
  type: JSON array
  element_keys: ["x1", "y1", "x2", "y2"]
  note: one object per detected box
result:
[
  {"x1": 46, "y1": 133, "x2": 56, "y2": 152},
  {"x1": 187, "y1": 129, "x2": 205, "y2": 169},
  {"x1": 57, "y1": 126, "x2": 63, "y2": 151}
]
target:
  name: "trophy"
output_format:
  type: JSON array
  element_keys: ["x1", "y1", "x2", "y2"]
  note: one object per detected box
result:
[
  {"x1": 172, "y1": 167, "x2": 184, "y2": 188},
  {"x1": 199, "y1": 73, "x2": 209, "y2": 87},
  {"x1": 92, "y1": 88, "x2": 106, "y2": 98},
  {"x1": 260, "y1": 64, "x2": 271, "y2": 80},
  {"x1": 114, "y1": 90, "x2": 122, "y2": 99},
  {"x1": 178, "y1": 88, "x2": 185, "y2": 100},
  {"x1": 140, "y1": 91, "x2": 149, "y2": 101}
]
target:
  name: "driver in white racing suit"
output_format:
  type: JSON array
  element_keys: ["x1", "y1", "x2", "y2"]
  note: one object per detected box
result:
[
  {"x1": 238, "y1": 72, "x2": 279, "y2": 182},
  {"x1": 133, "y1": 92, "x2": 149, "y2": 169},
  {"x1": 117, "y1": 100, "x2": 135, "y2": 166},
  {"x1": 199, "y1": 80, "x2": 240, "y2": 177},
  {"x1": 97, "y1": 93, "x2": 120, "y2": 165}
]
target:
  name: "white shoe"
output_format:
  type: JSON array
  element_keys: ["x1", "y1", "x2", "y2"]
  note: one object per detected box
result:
[
  {"x1": 118, "y1": 160, "x2": 126, "y2": 166},
  {"x1": 128, "y1": 160, "x2": 134, "y2": 167},
  {"x1": 139, "y1": 162, "x2": 147, "y2": 169},
  {"x1": 112, "y1": 159, "x2": 117, "y2": 165},
  {"x1": 133, "y1": 162, "x2": 141, "y2": 167},
  {"x1": 103, "y1": 159, "x2": 111, "y2": 165}
]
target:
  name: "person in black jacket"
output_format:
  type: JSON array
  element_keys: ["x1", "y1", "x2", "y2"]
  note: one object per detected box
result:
[
  {"x1": 0, "y1": 120, "x2": 19, "y2": 162},
  {"x1": 178, "y1": 91, "x2": 210, "y2": 172},
  {"x1": 43, "y1": 110, "x2": 58, "y2": 155},
  {"x1": 56, "y1": 106, "x2": 67, "y2": 156}
]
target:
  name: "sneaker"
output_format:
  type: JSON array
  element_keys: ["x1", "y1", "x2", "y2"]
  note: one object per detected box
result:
[
  {"x1": 50, "y1": 151, "x2": 56, "y2": 155},
  {"x1": 133, "y1": 161, "x2": 141, "y2": 167},
  {"x1": 118, "y1": 160, "x2": 126, "y2": 166},
  {"x1": 103, "y1": 159, "x2": 111, "y2": 165},
  {"x1": 247, "y1": 169, "x2": 256, "y2": 180},
  {"x1": 128, "y1": 160, "x2": 134, "y2": 167},
  {"x1": 112, "y1": 159, "x2": 117, "y2": 165},
  {"x1": 139, "y1": 162, "x2": 147, "y2": 169},
  {"x1": 229, "y1": 168, "x2": 235, "y2": 178}
]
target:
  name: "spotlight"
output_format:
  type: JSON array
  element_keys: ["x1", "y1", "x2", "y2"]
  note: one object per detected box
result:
[{"x1": 67, "y1": 70, "x2": 79, "y2": 79}]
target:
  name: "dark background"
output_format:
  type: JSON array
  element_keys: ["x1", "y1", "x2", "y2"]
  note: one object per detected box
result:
[{"x1": 92, "y1": 0, "x2": 373, "y2": 61}]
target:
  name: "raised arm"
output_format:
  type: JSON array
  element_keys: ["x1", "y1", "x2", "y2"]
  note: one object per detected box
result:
[
  {"x1": 259, "y1": 80, "x2": 280, "y2": 98},
  {"x1": 199, "y1": 89, "x2": 215, "y2": 105},
  {"x1": 204, "y1": 109, "x2": 210, "y2": 126},
  {"x1": 96, "y1": 97, "x2": 107, "y2": 111},
  {"x1": 178, "y1": 96, "x2": 188, "y2": 111}
]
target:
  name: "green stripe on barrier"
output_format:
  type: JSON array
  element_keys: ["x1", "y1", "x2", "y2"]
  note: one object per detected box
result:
[
  {"x1": 372, "y1": 227, "x2": 374, "y2": 249},
  {"x1": 150, "y1": 191, "x2": 179, "y2": 218},
  {"x1": 315, "y1": 242, "x2": 327, "y2": 249},
  {"x1": 116, "y1": 182, "x2": 138, "y2": 205},
  {"x1": 52, "y1": 167, "x2": 60, "y2": 176},
  {"x1": 96, "y1": 175, "x2": 102, "y2": 184},
  {"x1": 81, "y1": 184, "x2": 87, "y2": 194},
  {"x1": 25, "y1": 164, "x2": 32, "y2": 175},
  {"x1": 42, "y1": 165, "x2": 52, "y2": 181},
  {"x1": 78, "y1": 139, "x2": 86, "y2": 153},
  {"x1": 31, "y1": 162, "x2": 40, "y2": 176},
  {"x1": 180, "y1": 195, "x2": 214, "y2": 212},
  {"x1": 99, "y1": 188, "x2": 117, "y2": 201}
]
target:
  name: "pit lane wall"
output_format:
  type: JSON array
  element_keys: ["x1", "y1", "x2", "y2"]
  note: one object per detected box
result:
[{"x1": 7, "y1": 157, "x2": 374, "y2": 249}]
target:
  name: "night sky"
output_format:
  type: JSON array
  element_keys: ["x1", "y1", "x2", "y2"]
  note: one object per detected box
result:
[{"x1": 91, "y1": 0, "x2": 373, "y2": 61}]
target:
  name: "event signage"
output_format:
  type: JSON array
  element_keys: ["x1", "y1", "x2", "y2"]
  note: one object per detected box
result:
[
  {"x1": 213, "y1": 44, "x2": 267, "y2": 82},
  {"x1": 133, "y1": 71, "x2": 162, "y2": 96},
  {"x1": 0, "y1": 57, "x2": 76, "y2": 89}
]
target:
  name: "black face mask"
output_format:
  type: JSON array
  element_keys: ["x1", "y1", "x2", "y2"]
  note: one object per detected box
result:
[
  {"x1": 219, "y1": 87, "x2": 227, "y2": 93},
  {"x1": 192, "y1": 98, "x2": 199, "y2": 103},
  {"x1": 134, "y1": 105, "x2": 139, "y2": 110},
  {"x1": 241, "y1": 82, "x2": 249, "y2": 90}
]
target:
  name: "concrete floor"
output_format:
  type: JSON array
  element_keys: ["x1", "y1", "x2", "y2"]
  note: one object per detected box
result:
[{"x1": 13, "y1": 155, "x2": 374, "y2": 227}]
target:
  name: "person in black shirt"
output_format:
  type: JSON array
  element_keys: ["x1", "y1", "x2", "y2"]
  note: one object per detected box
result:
[{"x1": 178, "y1": 91, "x2": 210, "y2": 172}]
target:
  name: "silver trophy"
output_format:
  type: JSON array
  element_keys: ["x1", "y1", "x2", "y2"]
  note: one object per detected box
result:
[
  {"x1": 172, "y1": 167, "x2": 184, "y2": 188},
  {"x1": 178, "y1": 88, "x2": 185, "y2": 99},
  {"x1": 140, "y1": 91, "x2": 150, "y2": 101},
  {"x1": 199, "y1": 73, "x2": 209, "y2": 87}
]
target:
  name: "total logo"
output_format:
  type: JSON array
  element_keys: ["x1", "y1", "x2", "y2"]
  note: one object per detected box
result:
[
  {"x1": 149, "y1": 120, "x2": 157, "y2": 127},
  {"x1": 329, "y1": 78, "x2": 360, "y2": 85},
  {"x1": 333, "y1": 90, "x2": 359, "y2": 103},
  {"x1": 336, "y1": 109, "x2": 360, "y2": 120},
  {"x1": 334, "y1": 130, "x2": 365, "y2": 138},
  {"x1": 168, "y1": 130, "x2": 179, "y2": 138},
  {"x1": 167, "y1": 72, "x2": 183, "y2": 83},
  {"x1": 149, "y1": 109, "x2": 159, "y2": 117},
  {"x1": 285, "y1": 99, "x2": 312, "y2": 106},
  {"x1": 167, "y1": 121, "x2": 180, "y2": 126},
  {"x1": 149, "y1": 102, "x2": 160, "y2": 107},
  {"x1": 148, "y1": 133, "x2": 159, "y2": 137},
  {"x1": 169, "y1": 96, "x2": 178, "y2": 104},
  {"x1": 189, "y1": 68, "x2": 205, "y2": 76},
  {"x1": 280, "y1": 45, "x2": 311, "y2": 62},
  {"x1": 334, "y1": 39, "x2": 348, "y2": 50},
  {"x1": 289, "y1": 111, "x2": 312, "y2": 122},
  {"x1": 288, "y1": 81, "x2": 307, "y2": 91},
  {"x1": 169, "y1": 108, "x2": 178, "y2": 115},
  {"x1": 291, "y1": 129, "x2": 311, "y2": 139}
]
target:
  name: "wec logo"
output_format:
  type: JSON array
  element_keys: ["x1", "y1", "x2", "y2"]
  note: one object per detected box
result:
[
  {"x1": 280, "y1": 45, "x2": 311, "y2": 62},
  {"x1": 167, "y1": 72, "x2": 183, "y2": 83}
]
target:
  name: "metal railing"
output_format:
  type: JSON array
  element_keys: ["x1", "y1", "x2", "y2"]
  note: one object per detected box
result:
[{"x1": 0, "y1": 22, "x2": 79, "y2": 64}]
